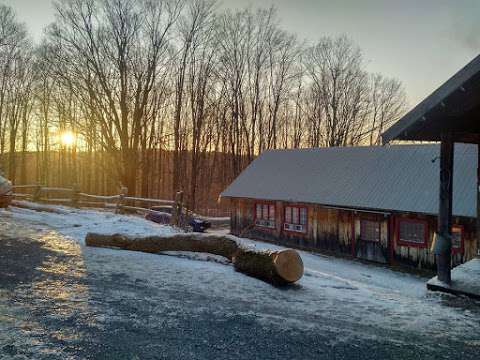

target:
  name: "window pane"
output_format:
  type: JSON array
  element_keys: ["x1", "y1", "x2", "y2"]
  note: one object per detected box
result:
[
  {"x1": 262, "y1": 205, "x2": 268, "y2": 220},
  {"x1": 269, "y1": 205, "x2": 275, "y2": 221},
  {"x1": 360, "y1": 220, "x2": 380, "y2": 242},
  {"x1": 292, "y1": 207, "x2": 299, "y2": 224},
  {"x1": 452, "y1": 227, "x2": 462, "y2": 249},
  {"x1": 300, "y1": 208, "x2": 307, "y2": 225},
  {"x1": 399, "y1": 221, "x2": 425, "y2": 244},
  {"x1": 256, "y1": 204, "x2": 262, "y2": 219},
  {"x1": 285, "y1": 207, "x2": 292, "y2": 223}
]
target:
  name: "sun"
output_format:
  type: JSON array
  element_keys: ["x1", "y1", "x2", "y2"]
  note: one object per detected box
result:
[{"x1": 60, "y1": 131, "x2": 76, "y2": 147}]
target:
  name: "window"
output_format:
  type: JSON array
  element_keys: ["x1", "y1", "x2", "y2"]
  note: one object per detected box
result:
[
  {"x1": 255, "y1": 203, "x2": 275, "y2": 228},
  {"x1": 284, "y1": 206, "x2": 307, "y2": 233},
  {"x1": 451, "y1": 225, "x2": 464, "y2": 253},
  {"x1": 360, "y1": 220, "x2": 381, "y2": 242},
  {"x1": 398, "y1": 219, "x2": 428, "y2": 247}
]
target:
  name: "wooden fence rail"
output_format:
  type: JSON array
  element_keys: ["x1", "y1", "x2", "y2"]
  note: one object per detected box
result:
[{"x1": 11, "y1": 185, "x2": 229, "y2": 228}]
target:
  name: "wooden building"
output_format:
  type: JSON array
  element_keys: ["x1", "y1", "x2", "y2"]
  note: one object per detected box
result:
[
  {"x1": 221, "y1": 144, "x2": 478, "y2": 270},
  {"x1": 382, "y1": 54, "x2": 480, "y2": 285}
]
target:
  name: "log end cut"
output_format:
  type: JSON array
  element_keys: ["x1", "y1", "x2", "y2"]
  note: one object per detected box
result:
[
  {"x1": 232, "y1": 247, "x2": 304, "y2": 286},
  {"x1": 272, "y1": 249, "x2": 304, "y2": 283}
]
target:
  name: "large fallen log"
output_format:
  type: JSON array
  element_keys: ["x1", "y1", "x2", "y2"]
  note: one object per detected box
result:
[
  {"x1": 85, "y1": 232, "x2": 303, "y2": 286},
  {"x1": 85, "y1": 233, "x2": 240, "y2": 259},
  {"x1": 10, "y1": 200, "x2": 70, "y2": 214}
]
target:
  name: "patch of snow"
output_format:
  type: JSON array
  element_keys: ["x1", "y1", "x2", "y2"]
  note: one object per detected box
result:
[
  {"x1": 1, "y1": 202, "x2": 479, "y2": 345},
  {"x1": 1, "y1": 202, "x2": 177, "y2": 245},
  {"x1": 427, "y1": 258, "x2": 480, "y2": 298},
  {"x1": 160, "y1": 251, "x2": 231, "y2": 265}
]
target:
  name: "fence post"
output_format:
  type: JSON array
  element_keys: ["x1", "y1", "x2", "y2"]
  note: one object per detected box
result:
[
  {"x1": 172, "y1": 191, "x2": 184, "y2": 227},
  {"x1": 71, "y1": 183, "x2": 80, "y2": 207},
  {"x1": 116, "y1": 186, "x2": 128, "y2": 214},
  {"x1": 33, "y1": 183, "x2": 42, "y2": 202}
]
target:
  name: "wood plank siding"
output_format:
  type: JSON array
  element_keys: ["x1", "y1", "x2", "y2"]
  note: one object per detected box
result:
[{"x1": 229, "y1": 198, "x2": 478, "y2": 270}]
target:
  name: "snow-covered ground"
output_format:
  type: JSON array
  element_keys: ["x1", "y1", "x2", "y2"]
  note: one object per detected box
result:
[
  {"x1": 6, "y1": 201, "x2": 178, "y2": 242},
  {"x1": 1, "y1": 203, "x2": 480, "y2": 359}
]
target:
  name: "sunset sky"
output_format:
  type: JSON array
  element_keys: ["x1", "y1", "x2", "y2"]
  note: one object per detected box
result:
[{"x1": 5, "y1": 0, "x2": 479, "y2": 107}]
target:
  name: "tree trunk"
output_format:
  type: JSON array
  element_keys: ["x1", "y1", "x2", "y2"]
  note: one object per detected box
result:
[
  {"x1": 85, "y1": 232, "x2": 304, "y2": 286},
  {"x1": 122, "y1": 147, "x2": 138, "y2": 196}
]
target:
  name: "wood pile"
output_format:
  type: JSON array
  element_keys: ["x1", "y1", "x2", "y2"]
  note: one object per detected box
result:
[{"x1": 85, "y1": 232, "x2": 304, "y2": 286}]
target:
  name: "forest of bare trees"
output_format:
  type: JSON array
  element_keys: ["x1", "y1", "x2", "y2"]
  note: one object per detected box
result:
[{"x1": 0, "y1": 0, "x2": 406, "y2": 212}]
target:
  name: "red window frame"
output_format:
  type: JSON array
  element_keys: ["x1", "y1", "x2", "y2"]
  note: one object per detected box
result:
[
  {"x1": 451, "y1": 225, "x2": 464, "y2": 254},
  {"x1": 254, "y1": 202, "x2": 276, "y2": 229},
  {"x1": 396, "y1": 218, "x2": 429, "y2": 248},
  {"x1": 283, "y1": 205, "x2": 308, "y2": 234},
  {"x1": 360, "y1": 219, "x2": 381, "y2": 243}
]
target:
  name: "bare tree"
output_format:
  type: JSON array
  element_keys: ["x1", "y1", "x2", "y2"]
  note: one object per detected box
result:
[
  {"x1": 305, "y1": 35, "x2": 370, "y2": 147},
  {"x1": 366, "y1": 73, "x2": 406, "y2": 145},
  {"x1": 0, "y1": 4, "x2": 30, "y2": 180},
  {"x1": 1, "y1": 2, "x2": 407, "y2": 214},
  {"x1": 48, "y1": 0, "x2": 183, "y2": 194},
  {"x1": 172, "y1": 0, "x2": 214, "y2": 196}
]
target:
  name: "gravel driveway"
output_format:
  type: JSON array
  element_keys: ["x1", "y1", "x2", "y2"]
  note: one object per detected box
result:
[{"x1": 1, "y1": 209, "x2": 480, "y2": 359}]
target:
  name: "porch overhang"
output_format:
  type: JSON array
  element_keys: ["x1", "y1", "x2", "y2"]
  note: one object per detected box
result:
[{"x1": 382, "y1": 54, "x2": 480, "y2": 145}]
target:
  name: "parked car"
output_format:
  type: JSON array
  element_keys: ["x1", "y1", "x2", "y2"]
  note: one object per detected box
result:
[
  {"x1": 145, "y1": 206, "x2": 172, "y2": 225},
  {"x1": 0, "y1": 175, "x2": 12, "y2": 208},
  {"x1": 145, "y1": 205, "x2": 211, "y2": 232}
]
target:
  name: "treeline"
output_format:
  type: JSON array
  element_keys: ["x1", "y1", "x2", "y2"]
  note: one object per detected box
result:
[{"x1": 0, "y1": 0, "x2": 406, "y2": 211}]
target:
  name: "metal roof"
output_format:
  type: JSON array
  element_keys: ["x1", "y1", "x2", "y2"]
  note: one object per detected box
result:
[
  {"x1": 221, "y1": 144, "x2": 477, "y2": 218},
  {"x1": 382, "y1": 54, "x2": 480, "y2": 143}
]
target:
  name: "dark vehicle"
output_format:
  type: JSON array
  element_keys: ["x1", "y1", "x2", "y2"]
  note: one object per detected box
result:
[
  {"x1": 145, "y1": 206, "x2": 211, "y2": 233},
  {"x1": 188, "y1": 218, "x2": 211, "y2": 233}
]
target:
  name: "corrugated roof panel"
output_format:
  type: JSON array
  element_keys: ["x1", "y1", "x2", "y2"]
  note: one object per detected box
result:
[{"x1": 221, "y1": 144, "x2": 478, "y2": 218}]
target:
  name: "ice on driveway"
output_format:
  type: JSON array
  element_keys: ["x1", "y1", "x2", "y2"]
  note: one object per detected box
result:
[{"x1": 1, "y1": 202, "x2": 479, "y2": 348}]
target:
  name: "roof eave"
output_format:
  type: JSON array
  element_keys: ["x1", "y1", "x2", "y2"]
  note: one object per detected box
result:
[{"x1": 382, "y1": 53, "x2": 480, "y2": 143}]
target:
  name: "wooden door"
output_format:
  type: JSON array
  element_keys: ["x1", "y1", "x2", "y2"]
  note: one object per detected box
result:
[{"x1": 356, "y1": 218, "x2": 388, "y2": 263}]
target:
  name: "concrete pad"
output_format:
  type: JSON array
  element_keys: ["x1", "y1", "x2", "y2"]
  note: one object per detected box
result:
[{"x1": 427, "y1": 258, "x2": 480, "y2": 299}]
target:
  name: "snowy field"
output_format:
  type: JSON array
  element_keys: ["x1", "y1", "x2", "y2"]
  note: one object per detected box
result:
[{"x1": 1, "y1": 203, "x2": 480, "y2": 359}]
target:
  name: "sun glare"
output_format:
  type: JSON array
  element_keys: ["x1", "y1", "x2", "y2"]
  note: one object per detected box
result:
[{"x1": 60, "y1": 131, "x2": 76, "y2": 147}]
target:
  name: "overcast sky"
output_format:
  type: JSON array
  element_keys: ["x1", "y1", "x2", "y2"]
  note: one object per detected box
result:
[{"x1": 4, "y1": 0, "x2": 480, "y2": 107}]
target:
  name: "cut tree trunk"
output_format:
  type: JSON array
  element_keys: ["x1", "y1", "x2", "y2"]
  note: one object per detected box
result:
[
  {"x1": 233, "y1": 247, "x2": 304, "y2": 285},
  {"x1": 85, "y1": 233, "x2": 304, "y2": 286}
]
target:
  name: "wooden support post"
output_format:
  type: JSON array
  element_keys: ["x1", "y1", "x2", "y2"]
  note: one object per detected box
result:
[
  {"x1": 71, "y1": 183, "x2": 80, "y2": 207},
  {"x1": 434, "y1": 135, "x2": 454, "y2": 284},
  {"x1": 33, "y1": 183, "x2": 42, "y2": 202},
  {"x1": 477, "y1": 144, "x2": 480, "y2": 256},
  {"x1": 388, "y1": 215, "x2": 395, "y2": 266},
  {"x1": 351, "y1": 211, "x2": 356, "y2": 258},
  {"x1": 172, "y1": 191, "x2": 184, "y2": 227},
  {"x1": 116, "y1": 186, "x2": 128, "y2": 214}
]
